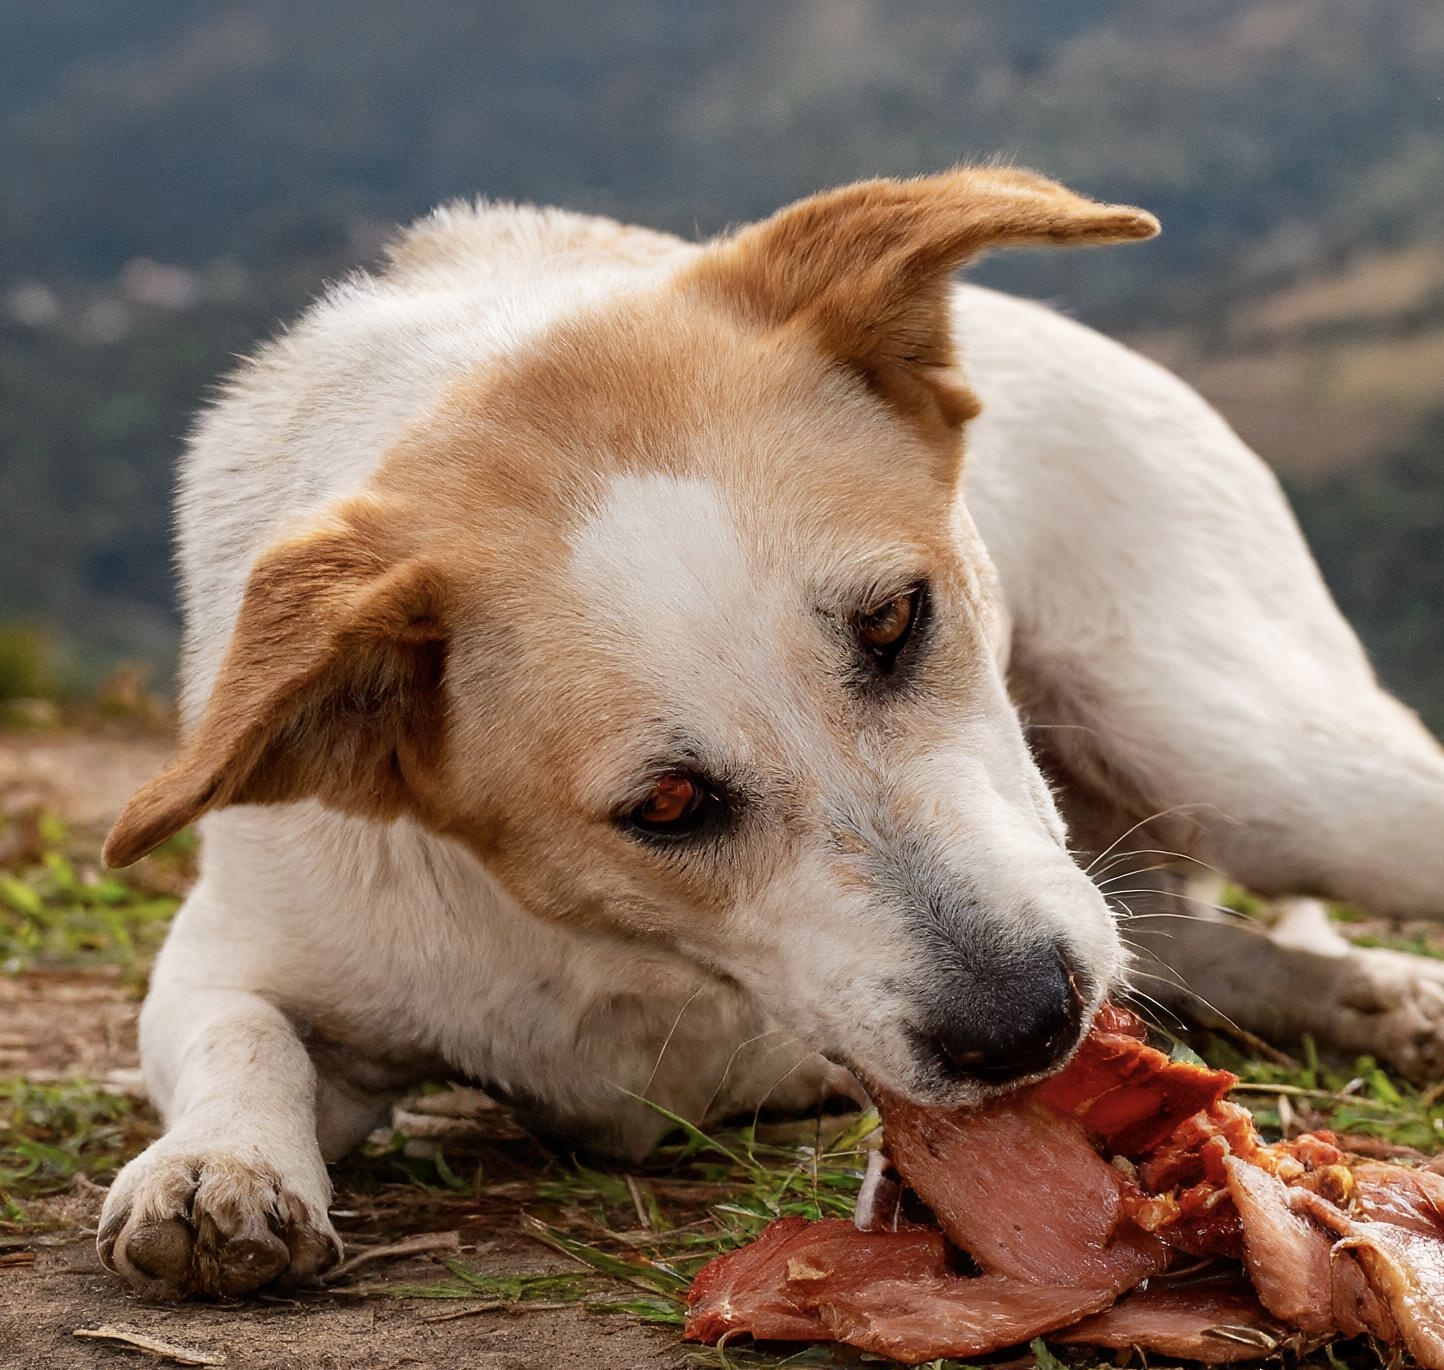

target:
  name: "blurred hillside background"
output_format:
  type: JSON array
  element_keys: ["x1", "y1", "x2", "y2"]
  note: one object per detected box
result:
[{"x1": 1, "y1": 0, "x2": 1441, "y2": 727}]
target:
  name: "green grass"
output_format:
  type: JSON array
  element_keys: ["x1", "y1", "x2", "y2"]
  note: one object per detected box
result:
[
  {"x1": 1, "y1": 818, "x2": 1438, "y2": 1365},
  {"x1": 0, "y1": 812, "x2": 187, "y2": 980},
  {"x1": 361, "y1": 1050, "x2": 1444, "y2": 1369},
  {"x1": 0, "y1": 1079, "x2": 158, "y2": 1229}
]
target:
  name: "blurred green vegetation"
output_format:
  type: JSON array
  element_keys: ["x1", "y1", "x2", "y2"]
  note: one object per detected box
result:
[
  {"x1": 1288, "y1": 415, "x2": 1444, "y2": 735},
  {"x1": 0, "y1": 811, "x2": 188, "y2": 983},
  {"x1": 1, "y1": 1, "x2": 1441, "y2": 725},
  {"x1": 0, "y1": 625, "x2": 53, "y2": 702}
]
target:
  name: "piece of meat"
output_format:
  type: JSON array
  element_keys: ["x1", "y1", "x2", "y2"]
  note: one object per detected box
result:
[
  {"x1": 1329, "y1": 1244, "x2": 1400, "y2": 1342},
  {"x1": 686, "y1": 1005, "x2": 1444, "y2": 1365},
  {"x1": 1222, "y1": 1154, "x2": 1335, "y2": 1334},
  {"x1": 682, "y1": 1216, "x2": 949, "y2": 1344},
  {"x1": 1137, "y1": 1100, "x2": 1263, "y2": 1193},
  {"x1": 1292, "y1": 1189, "x2": 1444, "y2": 1370},
  {"x1": 1349, "y1": 1160, "x2": 1444, "y2": 1238},
  {"x1": 1035, "y1": 1011, "x2": 1236, "y2": 1155},
  {"x1": 1056, "y1": 1278, "x2": 1286, "y2": 1364},
  {"x1": 1123, "y1": 1177, "x2": 1243, "y2": 1259},
  {"x1": 877, "y1": 1089, "x2": 1169, "y2": 1289},
  {"x1": 797, "y1": 1272, "x2": 1115, "y2": 1362}
]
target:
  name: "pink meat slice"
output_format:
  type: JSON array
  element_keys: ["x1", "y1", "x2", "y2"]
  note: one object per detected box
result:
[
  {"x1": 1292, "y1": 1190, "x2": 1444, "y2": 1370},
  {"x1": 1222, "y1": 1155, "x2": 1335, "y2": 1334},
  {"x1": 1056, "y1": 1279, "x2": 1285, "y2": 1364},
  {"x1": 878, "y1": 1089, "x2": 1168, "y2": 1289},
  {"x1": 1350, "y1": 1160, "x2": 1444, "y2": 1238},
  {"x1": 682, "y1": 1216, "x2": 948, "y2": 1344},
  {"x1": 796, "y1": 1272, "x2": 1115, "y2": 1362},
  {"x1": 1329, "y1": 1246, "x2": 1400, "y2": 1342}
]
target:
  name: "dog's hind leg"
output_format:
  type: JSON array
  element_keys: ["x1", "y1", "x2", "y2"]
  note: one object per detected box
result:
[
  {"x1": 965, "y1": 298, "x2": 1444, "y2": 921},
  {"x1": 965, "y1": 302, "x2": 1444, "y2": 1073}
]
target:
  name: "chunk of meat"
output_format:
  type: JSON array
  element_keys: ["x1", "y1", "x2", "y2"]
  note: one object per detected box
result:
[
  {"x1": 1136, "y1": 1100, "x2": 1263, "y2": 1193},
  {"x1": 1293, "y1": 1190, "x2": 1444, "y2": 1370},
  {"x1": 1350, "y1": 1160, "x2": 1444, "y2": 1238},
  {"x1": 682, "y1": 1217, "x2": 948, "y2": 1344},
  {"x1": 1056, "y1": 1279, "x2": 1285, "y2": 1364},
  {"x1": 798, "y1": 1273, "x2": 1115, "y2": 1362},
  {"x1": 1223, "y1": 1155, "x2": 1335, "y2": 1335},
  {"x1": 877, "y1": 1089, "x2": 1168, "y2": 1289},
  {"x1": 1330, "y1": 1245, "x2": 1400, "y2": 1342},
  {"x1": 686, "y1": 1003, "x2": 1444, "y2": 1365},
  {"x1": 1035, "y1": 1012, "x2": 1236, "y2": 1155}
]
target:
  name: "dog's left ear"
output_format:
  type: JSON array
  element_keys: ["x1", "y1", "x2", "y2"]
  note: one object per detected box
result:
[{"x1": 687, "y1": 166, "x2": 1158, "y2": 439}]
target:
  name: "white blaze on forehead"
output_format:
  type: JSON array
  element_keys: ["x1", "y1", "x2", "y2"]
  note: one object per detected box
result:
[{"x1": 565, "y1": 472, "x2": 784, "y2": 713}]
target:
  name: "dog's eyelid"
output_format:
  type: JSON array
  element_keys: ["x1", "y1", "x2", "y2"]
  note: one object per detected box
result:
[{"x1": 810, "y1": 567, "x2": 930, "y2": 626}]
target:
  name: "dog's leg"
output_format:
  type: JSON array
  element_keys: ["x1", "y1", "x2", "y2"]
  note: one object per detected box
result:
[
  {"x1": 973, "y1": 346, "x2": 1444, "y2": 921},
  {"x1": 98, "y1": 937, "x2": 349, "y2": 1298},
  {"x1": 1121, "y1": 889, "x2": 1444, "y2": 1080}
]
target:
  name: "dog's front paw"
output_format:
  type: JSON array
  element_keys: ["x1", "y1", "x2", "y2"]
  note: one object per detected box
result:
[{"x1": 98, "y1": 1134, "x2": 341, "y2": 1298}]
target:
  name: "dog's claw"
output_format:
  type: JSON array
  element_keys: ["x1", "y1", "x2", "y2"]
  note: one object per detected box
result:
[{"x1": 98, "y1": 1142, "x2": 340, "y2": 1299}]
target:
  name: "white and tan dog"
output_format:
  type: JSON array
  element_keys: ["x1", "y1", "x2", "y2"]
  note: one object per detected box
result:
[{"x1": 98, "y1": 169, "x2": 1444, "y2": 1298}]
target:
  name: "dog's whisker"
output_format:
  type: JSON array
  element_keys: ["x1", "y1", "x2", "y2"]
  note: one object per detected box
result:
[
  {"x1": 638, "y1": 984, "x2": 709, "y2": 1100},
  {"x1": 1096, "y1": 861, "x2": 1197, "y2": 890},
  {"x1": 699, "y1": 1027, "x2": 801, "y2": 1122},
  {"x1": 1083, "y1": 804, "x2": 1210, "y2": 876},
  {"x1": 1104, "y1": 887, "x2": 1260, "y2": 924},
  {"x1": 1116, "y1": 983, "x2": 1186, "y2": 1031},
  {"x1": 750, "y1": 1053, "x2": 815, "y2": 1132},
  {"x1": 1088, "y1": 844, "x2": 1220, "y2": 881},
  {"x1": 1126, "y1": 965, "x2": 1245, "y2": 1039}
]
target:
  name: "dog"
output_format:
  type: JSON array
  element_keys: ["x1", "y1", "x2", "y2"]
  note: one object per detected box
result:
[{"x1": 96, "y1": 168, "x2": 1444, "y2": 1299}]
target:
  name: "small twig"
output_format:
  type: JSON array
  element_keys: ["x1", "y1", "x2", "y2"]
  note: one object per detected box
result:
[
  {"x1": 419, "y1": 1299, "x2": 507, "y2": 1323},
  {"x1": 322, "y1": 1229, "x2": 461, "y2": 1284},
  {"x1": 419, "y1": 1298, "x2": 579, "y2": 1323},
  {"x1": 625, "y1": 1175, "x2": 652, "y2": 1231},
  {"x1": 72, "y1": 1326, "x2": 225, "y2": 1366}
]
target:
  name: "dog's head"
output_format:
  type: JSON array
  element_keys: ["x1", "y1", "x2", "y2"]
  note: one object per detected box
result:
[{"x1": 108, "y1": 169, "x2": 1157, "y2": 1105}]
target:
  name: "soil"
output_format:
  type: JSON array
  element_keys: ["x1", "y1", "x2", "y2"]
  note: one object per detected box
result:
[
  {"x1": 2, "y1": 1227, "x2": 685, "y2": 1370},
  {"x1": 0, "y1": 730, "x2": 691, "y2": 1370}
]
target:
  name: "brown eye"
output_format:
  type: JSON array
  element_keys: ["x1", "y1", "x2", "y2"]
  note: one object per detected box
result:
[
  {"x1": 637, "y1": 775, "x2": 698, "y2": 826},
  {"x1": 627, "y1": 772, "x2": 721, "y2": 838},
  {"x1": 857, "y1": 585, "x2": 925, "y2": 668}
]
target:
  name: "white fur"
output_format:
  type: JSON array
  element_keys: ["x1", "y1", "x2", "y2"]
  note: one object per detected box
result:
[{"x1": 99, "y1": 200, "x2": 1444, "y2": 1295}]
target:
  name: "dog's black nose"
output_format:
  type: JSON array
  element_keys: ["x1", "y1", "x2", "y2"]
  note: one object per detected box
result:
[{"x1": 927, "y1": 948, "x2": 1083, "y2": 1086}]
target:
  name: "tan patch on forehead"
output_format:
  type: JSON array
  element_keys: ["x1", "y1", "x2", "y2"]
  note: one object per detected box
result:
[
  {"x1": 370, "y1": 284, "x2": 962, "y2": 544},
  {"x1": 348, "y1": 282, "x2": 994, "y2": 934}
]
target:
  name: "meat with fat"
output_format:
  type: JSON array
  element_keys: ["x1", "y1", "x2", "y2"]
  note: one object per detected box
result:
[
  {"x1": 682, "y1": 1216, "x2": 948, "y2": 1344},
  {"x1": 683, "y1": 1004, "x2": 1444, "y2": 1365},
  {"x1": 1055, "y1": 1278, "x2": 1285, "y2": 1364}
]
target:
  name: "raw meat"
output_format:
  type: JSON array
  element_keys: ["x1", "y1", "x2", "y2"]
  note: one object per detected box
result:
[
  {"x1": 683, "y1": 1005, "x2": 1444, "y2": 1365},
  {"x1": 1055, "y1": 1279, "x2": 1285, "y2": 1364}
]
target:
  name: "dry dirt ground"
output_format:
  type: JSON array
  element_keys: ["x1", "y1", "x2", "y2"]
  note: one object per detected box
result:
[{"x1": 0, "y1": 731, "x2": 689, "y2": 1370}]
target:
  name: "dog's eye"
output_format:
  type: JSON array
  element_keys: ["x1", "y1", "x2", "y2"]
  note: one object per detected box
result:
[
  {"x1": 627, "y1": 773, "x2": 720, "y2": 838},
  {"x1": 857, "y1": 584, "x2": 925, "y2": 669}
]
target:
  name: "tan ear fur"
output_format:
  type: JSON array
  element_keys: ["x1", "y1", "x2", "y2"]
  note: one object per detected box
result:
[
  {"x1": 687, "y1": 166, "x2": 1159, "y2": 437},
  {"x1": 103, "y1": 517, "x2": 448, "y2": 868}
]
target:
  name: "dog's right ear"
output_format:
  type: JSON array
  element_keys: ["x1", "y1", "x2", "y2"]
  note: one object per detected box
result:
[
  {"x1": 686, "y1": 166, "x2": 1158, "y2": 443},
  {"x1": 103, "y1": 507, "x2": 449, "y2": 868}
]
